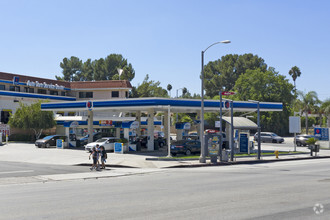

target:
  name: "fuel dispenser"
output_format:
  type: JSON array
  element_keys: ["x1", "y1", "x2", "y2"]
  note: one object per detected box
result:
[{"x1": 175, "y1": 122, "x2": 191, "y2": 141}]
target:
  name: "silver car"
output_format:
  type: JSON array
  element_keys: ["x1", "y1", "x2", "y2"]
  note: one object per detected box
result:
[
  {"x1": 85, "y1": 137, "x2": 120, "y2": 152},
  {"x1": 254, "y1": 132, "x2": 284, "y2": 143}
]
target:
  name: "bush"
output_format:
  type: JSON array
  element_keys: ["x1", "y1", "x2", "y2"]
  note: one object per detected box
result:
[
  {"x1": 9, "y1": 134, "x2": 35, "y2": 142},
  {"x1": 119, "y1": 138, "x2": 128, "y2": 143}
]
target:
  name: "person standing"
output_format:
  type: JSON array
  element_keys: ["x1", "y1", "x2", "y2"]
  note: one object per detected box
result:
[
  {"x1": 95, "y1": 144, "x2": 101, "y2": 170},
  {"x1": 89, "y1": 147, "x2": 98, "y2": 171},
  {"x1": 100, "y1": 146, "x2": 107, "y2": 169}
]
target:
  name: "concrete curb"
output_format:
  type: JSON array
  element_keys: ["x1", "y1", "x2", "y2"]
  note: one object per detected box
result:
[
  {"x1": 145, "y1": 152, "x2": 310, "y2": 161},
  {"x1": 75, "y1": 163, "x2": 138, "y2": 168},
  {"x1": 165, "y1": 156, "x2": 330, "y2": 168}
]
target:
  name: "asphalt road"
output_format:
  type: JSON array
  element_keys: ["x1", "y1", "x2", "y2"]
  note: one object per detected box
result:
[
  {"x1": 0, "y1": 161, "x2": 88, "y2": 178},
  {"x1": 0, "y1": 158, "x2": 329, "y2": 220}
]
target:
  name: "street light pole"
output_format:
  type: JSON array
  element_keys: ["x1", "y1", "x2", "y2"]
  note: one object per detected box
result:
[
  {"x1": 219, "y1": 90, "x2": 223, "y2": 161},
  {"x1": 249, "y1": 100, "x2": 261, "y2": 160},
  {"x1": 199, "y1": 40, "x2": 231, "y2": 163}
]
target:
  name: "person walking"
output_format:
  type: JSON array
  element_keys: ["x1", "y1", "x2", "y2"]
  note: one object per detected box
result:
[
  {"x1": 100, "y1": 146, "x2": 107, "y2": 169},
  {"x1": 95, "y1": 144, "x2": 101, "y2": 170},
  {"x1": 89, "y1": 147, "x2": 98, "y2": 171}
]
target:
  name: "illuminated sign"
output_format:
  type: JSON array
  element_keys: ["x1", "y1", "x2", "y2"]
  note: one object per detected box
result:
[
  {"x1": 13, "y1": 76, "x2": 19, "y2": 85},
  {"x1": 26, "y1": 80, "x2": 65, "y2": 90}
]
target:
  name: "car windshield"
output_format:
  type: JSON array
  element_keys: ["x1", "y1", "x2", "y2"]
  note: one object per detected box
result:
[
  {"x1": 43, "y1": 135, "x2": 56, "y2": 140},
  {"x1": 271, "y1": 133, "x2": 278, "y2": 137},
  {"x1": 96, "y1": 138, "x2": 108, "y2": 142}
]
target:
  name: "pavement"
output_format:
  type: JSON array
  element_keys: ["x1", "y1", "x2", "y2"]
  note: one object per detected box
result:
[{"x1": 0, "y1": 138, "x2": 329, "y2": 183}]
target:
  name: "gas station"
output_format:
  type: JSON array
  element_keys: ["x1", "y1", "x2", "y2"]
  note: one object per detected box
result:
[{"x1": 41, "y1": 97, "x2": 283, "y2": 156}]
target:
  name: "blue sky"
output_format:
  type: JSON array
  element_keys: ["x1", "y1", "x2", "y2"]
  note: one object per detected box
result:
[{"x1": 0, "y1": 0, "x2": 329, "y2": 101}]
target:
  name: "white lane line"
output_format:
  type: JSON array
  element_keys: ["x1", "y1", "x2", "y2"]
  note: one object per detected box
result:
[{"x1": 0, "y1": 170, "x2": 34, "y2": 175}]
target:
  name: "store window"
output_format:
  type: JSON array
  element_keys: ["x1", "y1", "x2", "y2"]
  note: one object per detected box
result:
[
  {"x1": 79, "y1": 92, "x2": 93, "y2": 98},
  {"x1": 61, "y1": 91, "x2": 66, "y2": 96},
  {"x1": 0, "y1": 110, "x2": 11, "y2": 124},
  {"x1": 24, "y1": 87, "x2": 34, "y2": 93},
  {"x1": 9, "y1": 86, "x2": 20, "y2": 92},
  {"x1": 0, "y1": 85, "x2": 5, "y2": 90},
  {"x1": 112, "y1": 91, "x2": 119, "y2": 98},
  {"x1": 125, "y1": 91, "x2": 128, "y2": 98},
  {"x1": 50, "y1": 90, "x2": 58, "y2": 95},
  {"x1": 37, "y1": 89, "x2": 47, "y2": 94},
  {"x1": 56, "y1": 111, "x2": 64, "y2": 116}
]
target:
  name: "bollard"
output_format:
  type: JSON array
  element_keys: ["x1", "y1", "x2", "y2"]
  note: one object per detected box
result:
[{"x1": 274, "y1": 150, "x2": 279, "y2": 159}]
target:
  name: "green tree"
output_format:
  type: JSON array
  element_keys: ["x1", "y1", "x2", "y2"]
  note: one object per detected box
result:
[
  {"x1": 288, "y1": 66, "x2": 301, "y2": 93},
  {"x1": 204, "y1": 53, "x2": 267, "y2": 97},
  {"x1": 234, "y1": 68, "x2": 294, "y2": 135},
  {"x1": 131, "y1": 74, "x2": 168, "y2": 98},
  {"x1": 80, "y1": 58, "x2": 94, "y2": 81},
  {"x1": 93, "y1": 58, "x2": 107, "y2": 80},
  {"x1": 8, "y1": 101, "x2": 56, "y2": 140},
  {"x1": 296, "y1": 91, "x2": 319, "y2": 134},
  {"x1": 58, "y1": 54, "x2": 135, "y2": 82},
  {"x1": 56, "y1": 56, "x2": 83, "y2": 81},
  {"x1": 167, "y1": 84, "x2": 172, "y2": 96},
  {"x1": 320, "y1": 99, "x2": 330, "y2": 127}
]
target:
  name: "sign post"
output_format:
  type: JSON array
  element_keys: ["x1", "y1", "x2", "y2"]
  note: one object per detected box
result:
[{"x1": 289, "y1": 116, "x2": 301, "y2": 152}]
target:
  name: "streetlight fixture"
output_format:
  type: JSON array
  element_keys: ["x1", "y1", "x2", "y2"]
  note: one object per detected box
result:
[
  {"x1": 249, "y1": 100, "x2": 261, "y2": 160},
  {"x1": 200, "y1": 40, "x2": 231, "y2": 163}
]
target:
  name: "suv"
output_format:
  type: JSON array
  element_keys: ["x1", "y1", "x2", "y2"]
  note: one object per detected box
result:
[
  {"x1": 254, "y1": 132, "x2": 284, "y2": 143},
  {"x1": 35, "y1": 135, "x2": 67, "y2": 148}
]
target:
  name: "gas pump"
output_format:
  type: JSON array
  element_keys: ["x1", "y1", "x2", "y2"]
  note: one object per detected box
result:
[{"x1": 175, "y1": 122, "x2": 191, "y2": 140}]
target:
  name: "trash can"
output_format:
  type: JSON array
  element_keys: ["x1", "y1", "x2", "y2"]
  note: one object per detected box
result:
[
  {"x1": 154, "y1": 140, "x2": 159, "y2": 150},
  {"x1": 222, "y1": 150, "x2": 229, "y2": 162},
  {"x1": 136, "y1": 141, "x2": 141, "y2": 151}
]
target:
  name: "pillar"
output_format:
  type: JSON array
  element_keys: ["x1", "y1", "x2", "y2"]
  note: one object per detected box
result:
[
  {"x1": 116, "y1": 128, "x2": 121, "y2": 139},
  {"x1": 147, "y1": 109, "x2": 154, "y2": 151},
  {"x1": 87, "y1": 110, "x2": 93, "y2": 143},
  {"x1": 136, "y1": 111, "x2": 142, "y2": 137},
  {"x1": 197, "y1": 111, "x2": 201, "y2": 140}
]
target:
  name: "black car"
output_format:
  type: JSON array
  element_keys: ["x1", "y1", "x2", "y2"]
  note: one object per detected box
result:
[
  {"x1": 296, "y1": 134, "x2": 317, "y2": 146},
  {"x1": 170, "y1": 140, "x2": 201, "y2": 156},
  {"x1": 35, "y1": 135, "x2": 67, "y2": 148}
]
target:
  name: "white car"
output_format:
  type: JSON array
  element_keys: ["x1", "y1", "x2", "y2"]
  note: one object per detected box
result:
[{"x1": 85, "y1": 137, "x2": 120, "y2": 152}]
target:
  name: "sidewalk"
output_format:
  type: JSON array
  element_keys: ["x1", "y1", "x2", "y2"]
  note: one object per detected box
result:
[
  {"x1": 1, "y1": 142, "x2": 329, "y2": 169},
  {"x1": 1, "y1": 142, "x2": 329, "y2": 183}
]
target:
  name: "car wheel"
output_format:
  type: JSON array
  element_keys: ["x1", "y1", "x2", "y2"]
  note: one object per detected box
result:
[
  {"x1": 159, "y1": 142, "x2": 164, "y2": 147},
  {"x1": 46, "y1": 143, "x2": 50, "y2": 148},
  {"x1": 185, "y1": 149, "x2": 192, "y2": 156},
  {"x1": 272, "y1": 139, "x2": 277, "y2": 143}
]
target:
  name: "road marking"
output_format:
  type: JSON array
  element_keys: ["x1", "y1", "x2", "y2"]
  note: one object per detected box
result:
[{"x1": 0, "y1": 170, "x2": 34, "y2": 175}]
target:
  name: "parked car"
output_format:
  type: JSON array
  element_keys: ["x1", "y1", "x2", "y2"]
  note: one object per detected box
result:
[
  {"x1": 137, "y1": 134, "x2": 167, "y2": 148},
  {"x1": 79, "y1": 132, "x2": 104, "y2": 146},
  {"x1": 296, "y1": 134, "x2": 317, "y2": 146},
  {"x1": 254, "y1": 132, "x2": 284, "y2": 143},
  {"x1": 170, "y1": 140, "x2": 201, "y2": 156},
  {"x1": 85, "y1": 137, "x2": 120, "y2": 152},
  {"x1": 35, "y1": 135, "x2": 67, "y2": 148}
]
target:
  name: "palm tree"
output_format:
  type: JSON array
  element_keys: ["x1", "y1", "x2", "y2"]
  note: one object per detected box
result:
[
  {"x1": 289, "y1": 66, "x2": 301, "y2": 93},
  {"x1": 297, "y1": 91, "x2": 319, "y2": 134},
  {"x1": 321, "y1": 99, "x2": 330, "y2": 127},
  {"x1": 167, "y1": 84, "x2": 172, "y2": 97}
]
